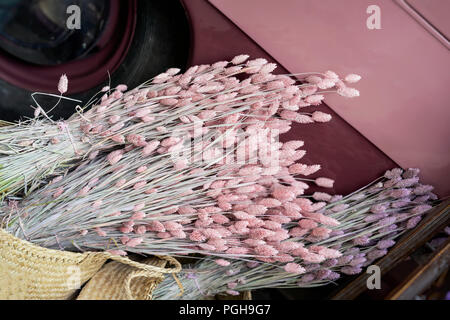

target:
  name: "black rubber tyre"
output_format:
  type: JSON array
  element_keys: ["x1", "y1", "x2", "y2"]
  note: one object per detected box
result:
[{"x1": 0, "y1": 0, "x2": 190, "y2": 122}]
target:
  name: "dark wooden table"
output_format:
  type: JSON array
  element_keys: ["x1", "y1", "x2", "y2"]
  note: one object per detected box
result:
[{"x1": 332, "y1": 200, "x2": 450, "y2": 300}]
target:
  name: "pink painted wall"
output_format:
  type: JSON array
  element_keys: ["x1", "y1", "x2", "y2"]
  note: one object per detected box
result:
[{"x1": 209, "y1": 0, "x2": 450, "y2": 196}]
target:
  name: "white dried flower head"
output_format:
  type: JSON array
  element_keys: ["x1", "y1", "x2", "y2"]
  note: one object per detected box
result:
[
  {"x1": 231, "y1": 54, "x2": 250, "y2": 65},
  {"x1": 166, "y1": 68, "x2": 181, "y2": 75},
  {"x1": 344, "y1": 74, "x2": 362, "y2": 83},
  {"x1": 337, "y1": 87, "x2": 360, "y2": 98},
  {"x1": 312, "y1": 111, "x2": 332, "y2": 122},
  {"x1": 324, "y1": 70, "x2": 339, "y2": 79},
  {"x1": 58, "y1": 74, "x2": 68, "y2": 94},
  {"x1": 33, "y1": 106, "x2": 41, "y2": 118}
]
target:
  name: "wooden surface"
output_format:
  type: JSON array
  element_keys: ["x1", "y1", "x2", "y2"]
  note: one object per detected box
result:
[
  {"x1": 386, "y1": 239, "x2": 449, "y2": 300},
  {"x1": 332, "y1": 200, "x2": 450, "y2": 300}
]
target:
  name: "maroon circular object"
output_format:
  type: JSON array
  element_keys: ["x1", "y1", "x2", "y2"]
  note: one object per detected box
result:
[{"x1": 0, "y1": 0, "x2": 137, "y2": 94}]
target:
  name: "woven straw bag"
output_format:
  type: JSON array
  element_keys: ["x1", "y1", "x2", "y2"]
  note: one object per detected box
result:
[
  {"x1": 76, "y1": 258, "x2": 172, "y2": 300},
  {"x1": 0, "y1": 229, "x2": 181, "y2": 300},
  {"x1": 76, "y1": 258, "x2": 252, "y2": 300}
]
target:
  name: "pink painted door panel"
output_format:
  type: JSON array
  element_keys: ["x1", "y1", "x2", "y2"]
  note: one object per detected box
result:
[
  {"x1": 181, "y1": 0, "x2": 397, "y2": 197},
  {"x1": 209, "y1": 0, "x2": 450, "y2": 196},
  {"x1": 406, "y1": 0, "x2": 450, "y2": 39}
]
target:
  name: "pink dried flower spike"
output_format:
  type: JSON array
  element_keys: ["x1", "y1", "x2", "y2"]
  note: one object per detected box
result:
[
  {"x1": 215, "y1": 259, "x2": 231, "y2": 267},
  {"x1": 284, "y1": 263, "x2": 306, "y2": 274}
]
